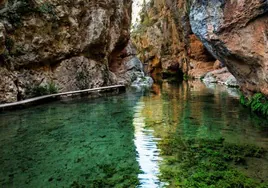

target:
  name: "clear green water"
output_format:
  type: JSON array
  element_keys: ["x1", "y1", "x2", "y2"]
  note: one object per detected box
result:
[{"x1": 0, "y1": 81, "x2": 267, "y2": 188}]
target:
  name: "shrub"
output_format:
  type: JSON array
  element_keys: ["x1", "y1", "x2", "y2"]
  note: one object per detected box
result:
[
  {"x1": 31, "y1": 82, "x2": 58, "y2": 97},
  {"x1": 240, "y1": 93, "x2": 268, "y2": 117}
]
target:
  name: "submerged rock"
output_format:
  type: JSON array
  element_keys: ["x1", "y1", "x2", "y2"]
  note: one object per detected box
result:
[
  {"x1": 110, "y1": 41, "x2": 153, "y2": 87},
  {"x1": 123, "y1": 56, "x2": 154, "y2": 88},
  {"x1": 131, "y1": 76, "x2": 154, "y2": 89},
  {"x1": 190, "y1": 0, "x2": 268, "y2": 96}
]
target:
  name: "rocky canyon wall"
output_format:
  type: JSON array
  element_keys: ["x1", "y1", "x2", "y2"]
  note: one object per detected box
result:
[
  {"x1": 1, "y1": 0, "x2": 267, "y2": 103},
  {"x1": 0, "y1": 0, "x2": 138, "y2": 103},
  {"x1": 133, "y1": 0, "x2": 268, "y2": 97},
  {"x1": 131, "y1": 0, "x2": 217, "y2": 80},
  {"x1": 190, "y1": 0, "x2": 268, "y2": 97}
]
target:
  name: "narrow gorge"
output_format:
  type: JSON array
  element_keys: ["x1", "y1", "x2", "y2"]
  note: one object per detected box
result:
[
  {"x1": 0, "y1": 0, "x2": 268, "y2": 103},
  {"x1": 132, "y1": 0, "x2": 268, "y2": 116},
  {"x1": 0, "y1": 0, "x2": 268, "y2": 187}
]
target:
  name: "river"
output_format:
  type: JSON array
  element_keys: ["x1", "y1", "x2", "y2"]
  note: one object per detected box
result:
[{"x1": 0, "y1": 81, "x2": 267, "y2": 187}]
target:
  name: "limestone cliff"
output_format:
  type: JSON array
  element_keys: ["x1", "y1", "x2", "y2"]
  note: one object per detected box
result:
[
  {"x1": 0, "y1": 0, "x2": 135, "y2": 103},
  {"x1": 131, "y1": 0, "x2": 217, "y2": 80},
  {"x1": 190, "y1": 0, "x2": 268, "y2": 96},
  {"x1": 133, "y1": 0, "x2": 268, "y2": 96}
]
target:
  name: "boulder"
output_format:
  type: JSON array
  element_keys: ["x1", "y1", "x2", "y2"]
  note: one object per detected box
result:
[{"x1": 190, "y1": 0, "x2": 268, "y2": 96}]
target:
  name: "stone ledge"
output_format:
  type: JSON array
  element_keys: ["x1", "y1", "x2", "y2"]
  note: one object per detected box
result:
[{"x1": 0, "y1": 85, "x2": 125, "y2": 110}]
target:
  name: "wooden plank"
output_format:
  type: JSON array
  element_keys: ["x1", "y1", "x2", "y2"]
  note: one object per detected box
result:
[{"x1": 0, "y1": 85, "x2": 125, "y2": 109}]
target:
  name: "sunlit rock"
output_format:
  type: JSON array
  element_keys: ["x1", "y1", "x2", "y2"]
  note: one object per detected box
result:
[{"x1": 190, "y1": 0, "x2": 268, "y2": 96}]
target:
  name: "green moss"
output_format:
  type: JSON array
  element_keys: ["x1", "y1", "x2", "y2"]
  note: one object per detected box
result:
[{"x1": 159, "y1": 137, "x2": 267, "y2": 187}]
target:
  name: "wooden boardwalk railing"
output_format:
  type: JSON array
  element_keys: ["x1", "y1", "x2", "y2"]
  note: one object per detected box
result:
[{"x1": 0, "y1": 85, "x2": 125, "y2": 110}]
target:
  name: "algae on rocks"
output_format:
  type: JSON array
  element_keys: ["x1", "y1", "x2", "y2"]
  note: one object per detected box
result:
[{"x1": 159, "y1": 135, "x2": 268, "y2": 188}]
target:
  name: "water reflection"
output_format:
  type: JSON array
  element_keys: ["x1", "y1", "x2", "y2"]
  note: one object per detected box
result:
[
  {"x1": 133, "y1": 101, "x2": 165, "y2": 188},
  {"x1": 142, "y1": 81, "x2": 268, "y2": 146},
  {"x1": 140, "y1": 81, "x2": 268, "y2": 187},
  {"x1": 0, "y1": 81, "x2": 267, "y2": 187}
]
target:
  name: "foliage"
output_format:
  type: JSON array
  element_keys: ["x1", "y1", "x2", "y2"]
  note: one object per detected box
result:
[
  {"x1": 38, "y1": 2, "x2": 54, "y2": 14},
  {"x1": 185, "y1": 0, "x2": 193, "y2": 15},
  {"x1": 37, "y1": 2, "x2": 57, "y2": 21},
  {"x1": 31, "y1": 82, "x2": 58, "y2": 97},
  {"x1": 142, "y1": 15, "x2": 151, "y2": 26},
  {"x1": 159, "y1": 136, "x2": 267, "y2": 188},
  {"x1": 76, "y1": 71, "x2": 89, "y2": 90},
  {"x1": 131, "y1": 0, "x2": 156, "y2": 34},
  {"x1": 0, "y1": 0, "x2": 56, "y2": 28},
  {"x1": 240, "y1": 93, "x2": 268, "y2": 117},
  {"x1": 12, "y1": 45, "x2": 26, "y2": 56},
  {"x1": 4, "y1": 36, "x2": 14, "y2": 52},
  {"x1": 183, "y1": 74, "x2": 189, "y2": 81},
  {"x1": 0, "y1": 0, "x2": 34, "y2": 27}
]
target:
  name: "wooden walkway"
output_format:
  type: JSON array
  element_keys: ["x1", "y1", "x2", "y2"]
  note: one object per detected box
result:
[{"x1": 0, "y1": 85, "x2": 125, "y2": 110}]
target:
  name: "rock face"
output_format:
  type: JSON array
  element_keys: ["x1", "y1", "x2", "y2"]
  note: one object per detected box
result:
[
  {"x1": 0, "y1": 0, "x2": 134, "y2": 103},
  {"x1": 131, "y1": 0, "x2": 217, "y2": 80},
  {"x1": 202, "y1": 67, "x2": 238, "y2": 87},
  {"x1": 109, "y1": 41, "x2": 153, "y2": 87},
  {"x1": 190, "y1": 0, "x2": 268, "y2": 96}
]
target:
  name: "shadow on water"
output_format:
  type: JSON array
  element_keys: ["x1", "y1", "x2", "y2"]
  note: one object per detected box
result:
[
  {"x1": 0, "y1": 92, "x2": 142, "y2": 188},
  {"x1": 0, "y1": 81, "x2": 268, "y2": 187}
]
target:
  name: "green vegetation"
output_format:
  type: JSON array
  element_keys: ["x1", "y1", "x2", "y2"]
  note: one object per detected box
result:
[
  {"x1": 38, "y1": 2, "x2": 55, "y2": 15},
  {"x1": 0, "y1": 0, "x2": 56, "y2": 28},
  {"x1": 76, "y1": 71, "x2": 89, "y2": 90},
  {"x1": 4, "y1": 36, "x2": 14, "y2": 52},
  {"x1": 159, "y1": 136, "x2": 267, "y2": 187},
  {"x1": 31, "y1": 82, "x2": 58, "y2": 97},
  {"x1": 185, "y1": 0, "x2": 193, "y2": 15},
  {"x1": 240, "y1": 93, "x2": 268, "y2": 117},
  {"x1": 183, "y1": 74, "x2": 189, "y2": 81},
  {"x1": 37, "y1": 2, "x2": 57, "y2": 21},
  {"x1": 12, "y1": 44, "x2": 26, "y2": 56},
  {"x1": 131, "y1": 0, "x2": 156, "y2": 34},
  {"x1": 0, "y1": 0, "x2": 33, "y2": 27}
]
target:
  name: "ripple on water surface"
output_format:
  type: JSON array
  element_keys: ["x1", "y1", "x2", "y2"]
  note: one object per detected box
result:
[
  {"x1": 0, "y1": 93, "x2": 141, "y2": 187},
  {"x1": 133, "y1": 101, "x2": 166, "y2": 187}
]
